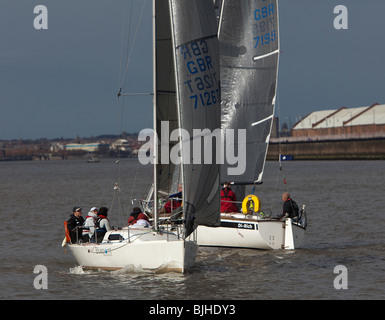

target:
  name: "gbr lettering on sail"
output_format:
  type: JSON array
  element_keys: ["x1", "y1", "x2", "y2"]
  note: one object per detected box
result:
[
  {"x1": 253, "y1": 2, "x2": 277, "y2": 49},
  {"x1": 179, "y1": 40, "x2": 220, "y2": 110}
]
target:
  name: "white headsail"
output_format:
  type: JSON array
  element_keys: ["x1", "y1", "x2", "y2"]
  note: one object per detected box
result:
[{"x1": 155, "y1": 0, "x2": 222, "y2": 235}]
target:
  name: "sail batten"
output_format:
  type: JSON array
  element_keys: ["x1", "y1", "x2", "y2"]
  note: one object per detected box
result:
[
  {"x1": 253, "y1": 49, "x2": 280, "y2": 61},
  {"x1": 252, "y1": 114, "x2": 274, "y2": 127}
]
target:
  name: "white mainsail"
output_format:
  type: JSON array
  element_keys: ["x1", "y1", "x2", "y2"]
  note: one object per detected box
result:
[
  {"x1": 219, "y1": 0, "x2": 280, "y2": 185},
  {"x1": 196, "y1": 1, "x2": 306, "y2": 251}
]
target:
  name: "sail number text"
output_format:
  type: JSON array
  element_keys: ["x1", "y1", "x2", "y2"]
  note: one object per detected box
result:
[
  {"x1": 179, "y1": 40, "x2": 219, "y2": 110},
  {"x1": 253, "y1": 4, "x2": 277, "y2": 48}
]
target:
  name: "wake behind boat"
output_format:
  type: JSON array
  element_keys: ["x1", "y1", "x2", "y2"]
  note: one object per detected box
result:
[
  {"x1": 64, "y1": 0, "x2": 221, "y2": 273},
  {"x1": 196, "y1": 0, "x2": 308, "y2": 250}
]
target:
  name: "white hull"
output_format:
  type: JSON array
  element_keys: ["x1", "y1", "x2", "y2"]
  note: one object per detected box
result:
[
  {"x1": 197, "y1": 214, "x2": 305, "y2": 250},
  {"x1": 68, "y1": 227, "x2": 198, "y2": 273}
]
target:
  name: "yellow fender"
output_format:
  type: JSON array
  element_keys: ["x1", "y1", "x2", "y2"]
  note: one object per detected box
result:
[{"x1": 242, "y1": 194, "x2": 260, "y2": 214}]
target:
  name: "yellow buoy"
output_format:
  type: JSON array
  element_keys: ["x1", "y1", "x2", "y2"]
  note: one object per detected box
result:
[{"x1": 242, "y1": 194, "x2": 260, "y2": 214}]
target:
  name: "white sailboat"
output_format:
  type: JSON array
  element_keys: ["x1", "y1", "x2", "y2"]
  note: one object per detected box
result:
[
  {"x1": 197, "y1": 0, "x2": 307, "y2": 250},
  {"x1": 65, "y1": 0, "x2": 221, "y2": 273}
]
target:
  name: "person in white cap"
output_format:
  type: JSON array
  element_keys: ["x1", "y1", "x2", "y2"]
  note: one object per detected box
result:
[{"x1": 82, "y1": 207, "x2": 98, "y2": 242}]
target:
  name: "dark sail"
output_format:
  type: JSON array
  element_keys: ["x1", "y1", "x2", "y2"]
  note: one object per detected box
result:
[
  {"x1": 156, "y1": 0, "x2": 221, "y2": 235},
  {"x1": 219, "y1": 0, "x2": 280, "y2": 184}
]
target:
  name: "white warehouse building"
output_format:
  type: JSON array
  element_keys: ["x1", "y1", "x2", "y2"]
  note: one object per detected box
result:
[{"x1": 291, "y1": 102, "x2": 385, "y2": 139}]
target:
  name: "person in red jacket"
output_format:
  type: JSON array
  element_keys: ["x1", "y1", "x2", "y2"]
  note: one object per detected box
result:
[
  {"x1": 159, "y1": 190, "x2": 182, "y2": 214},
  {"x1": 128, "y1": 207, "x2": 150, "y2": 225},
  {"x1": 220, "y1": 182, "x2": 238, "y2": 213}
]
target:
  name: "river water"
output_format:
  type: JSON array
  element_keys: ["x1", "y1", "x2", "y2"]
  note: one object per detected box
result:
[{"x1": 1, "y1": 159, "x2": 384, "y2": 301}]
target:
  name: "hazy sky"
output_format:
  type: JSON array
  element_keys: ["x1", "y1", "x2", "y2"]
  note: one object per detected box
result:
[{"x1": 1, "y1": 0, "x2": 384, "y2": 140}]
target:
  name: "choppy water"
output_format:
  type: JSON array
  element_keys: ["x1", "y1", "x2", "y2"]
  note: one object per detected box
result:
[{"x1": 1, "y1": 159, "x2": 384, "y2": 301}]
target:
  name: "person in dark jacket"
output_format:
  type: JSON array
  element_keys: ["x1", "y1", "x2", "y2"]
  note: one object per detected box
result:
[
  {"x1": 67, "y1": 206, "x2": 85, "y2": 243},
  {"x1": 279, "y1": 192, "x2": 299, "y2": 220},
  {"x1": 95, "y1": 207, "x2": 111, "y2": 243}
]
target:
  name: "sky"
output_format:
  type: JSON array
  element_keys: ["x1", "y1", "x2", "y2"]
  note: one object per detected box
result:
[{"x1": 1, "y1": 0, "x2": 385, "y2": 140}]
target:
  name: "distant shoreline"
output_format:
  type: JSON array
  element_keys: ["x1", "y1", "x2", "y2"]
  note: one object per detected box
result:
[{"x1": 267, "y1": 136, "x2": 385, "y2": 160}]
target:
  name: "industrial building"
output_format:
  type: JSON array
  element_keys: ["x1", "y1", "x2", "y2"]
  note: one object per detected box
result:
[
  {"x1": 65, "y1": 143, "x2": 109, "y2": 152},
  {"x1": 267, "y1": 102, "x2": 385, "y2": 159},
  {"x1": 291, "y1": 102, "x2": 385, "y2": 139}
]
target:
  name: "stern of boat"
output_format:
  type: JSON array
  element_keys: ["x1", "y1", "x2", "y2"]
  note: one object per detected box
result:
[{"x1": 258, "y1": 218, "x2": 305, "y2": 249}]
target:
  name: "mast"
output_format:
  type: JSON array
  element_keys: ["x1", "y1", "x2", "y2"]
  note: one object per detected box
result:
[{"x1": 152, "y1": 0, "x2": 158, "y2": 230}]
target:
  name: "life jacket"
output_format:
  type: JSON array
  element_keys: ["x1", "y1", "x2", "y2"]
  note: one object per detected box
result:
[
  {"x1": 164, "y1": 199, "x2": 181, "y2": 213},
  {"x1": 95, "y1": 215, "x2": 108, "y2": 231},
  {"x1": 64, "y1": 221, "x2": 71, "y2": 243},
  {"x1": 220, "y1": 188, "x2": 238, "y2": 212},
  {"x1": 94, "y1": 215, "x2": 109, "y2": 242},
  {"x1": 221, "y1": 188, "x2": 234, "y2": 201},
  {"x1": 128, "y1": 212, "x2": 149, "y2": 225},
  {"x1": 82, "y1": 212, "x2": 97, "y2": 236},
  {"x1": 67, "y1": 214, "x2": 84, "y2": 243}
]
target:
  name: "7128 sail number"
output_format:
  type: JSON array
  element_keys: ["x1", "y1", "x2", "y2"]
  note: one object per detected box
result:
[{"x1": 179, "y1": 39, "x2": 220, "y2": 110}]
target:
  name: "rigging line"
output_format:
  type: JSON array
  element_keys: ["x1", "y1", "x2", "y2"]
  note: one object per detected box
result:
[
  {"x1": 111, "y1": 181, "x2": 125, "y2": 226},
  {"x1": 119, "y1": 2, "x2": 132, "y2": 91},
  {"x1": 115, "y1": 2, "x2": 129, "y2": 216},
  {"x1": 273, "y1": 77, "x2": 283, "y2": 166},
  {"x1": 117, "y1": 188, "x2": 125, "y2": 226},
  {"x1": 111, "y1": 188, "x2": 117, "y2": 212},
  {"x1": 118, "y1": 0, "x2": 132, "y2": 89},
  {"x1": 271, "y1": 95, "x2": 293, "y2": 216},
  {"x1": 116, "y1": 0, "x2": 132, "y2": 184},
  {"x1": 118, "y1": 95, "x2": 125, "y2": 137},
  {"x1": 271, "y1": 90, "x2": 283, "y2": 213},
  {"x1": 119, "y1": 0, "x2": 148, "y2": 91},
  {"x1": 119, "y1": 93, "x2": 153, "y2": 96},
  {"x1": 128, "y1": 162, "x2": 140, "y2": 214},
  {"x1": 111, "y1": 97, "x2": 126, "y2": 224},
  {"x1": 271, "y1": 161, "x2": 281, "y2": 213},
  {"x1": 112, "y1": 96, "x2": 125, "y2": 195},
  {"x1": 115, "y1": 97, "x2": 126, "y2": 222}
]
